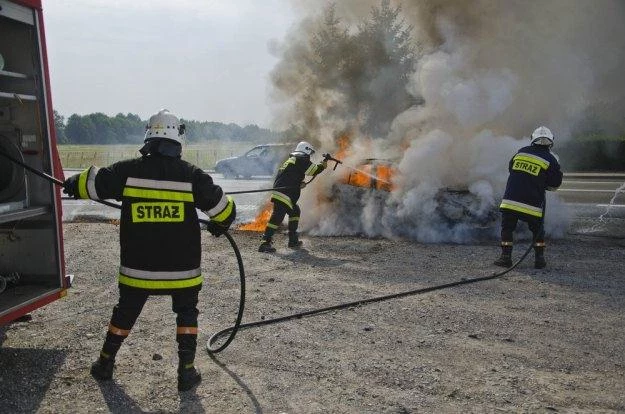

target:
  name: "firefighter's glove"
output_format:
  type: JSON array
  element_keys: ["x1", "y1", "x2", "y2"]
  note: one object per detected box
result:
[
  {"x1": 206, "y1": 221, "x2": 227, "y2": 237},
  {"x1": 206, "y1": 202, "x2": 236, "y2": 237},
  {"x1": 62, "y1": 174, "x2": 80, "y2": 199}
]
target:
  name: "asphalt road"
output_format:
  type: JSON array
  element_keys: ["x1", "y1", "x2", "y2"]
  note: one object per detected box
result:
[
  {"x1": 557, "y1": 172, "x2": 625, "y2": 219},
  {"x1": 61, "y1": 171, "x2": 625, "y2": 223}
]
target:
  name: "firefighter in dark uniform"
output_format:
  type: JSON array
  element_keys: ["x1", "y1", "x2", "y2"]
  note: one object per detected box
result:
[
  {"x1": 494, "y1": 126, "x2": 562, "y2": 269},
  {"x1": 63, "y1": 109, "x2": 236, "y2": 392},
  {"x1": 258, "y1": 141, "x2": 326, "y2": 252}
]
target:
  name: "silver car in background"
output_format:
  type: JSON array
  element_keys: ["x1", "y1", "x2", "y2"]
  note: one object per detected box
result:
[{"x1": 214, "y1": 143, "x2": 293, "y2": 179}]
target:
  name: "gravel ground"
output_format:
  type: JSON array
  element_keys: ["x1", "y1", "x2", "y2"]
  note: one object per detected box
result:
[{"x1": 1, "y1": 217, "x2": 624, "y2": 413}]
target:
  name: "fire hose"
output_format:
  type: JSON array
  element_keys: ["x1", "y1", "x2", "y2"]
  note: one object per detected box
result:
[{"x1": 205, "y1": 238, "x2": 538, "y2": 351}]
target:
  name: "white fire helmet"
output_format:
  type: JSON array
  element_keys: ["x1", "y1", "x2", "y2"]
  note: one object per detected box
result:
[
  {"x1": 530, "y1": 126, "x2": 554, "y2": 146},
  {"x1": 294, "y1": 141, "x2": 315, "y2": 156},
  {"x1": 144, "y1": 109, "x2": 185, "y2": 144}
]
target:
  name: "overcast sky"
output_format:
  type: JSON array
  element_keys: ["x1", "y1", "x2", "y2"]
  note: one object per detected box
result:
[{"x1": 44, "y1": 0, "x2": 297, "y2": 127}]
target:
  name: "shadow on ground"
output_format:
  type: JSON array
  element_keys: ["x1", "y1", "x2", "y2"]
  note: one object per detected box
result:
[{"x1": 0, "y1": 346, "x2": 67, "y2": 413}]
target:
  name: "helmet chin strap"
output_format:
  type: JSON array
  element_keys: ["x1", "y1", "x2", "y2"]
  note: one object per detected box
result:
[{"x1": 140, "y1": 139, "x2": 182, "y2": 157}]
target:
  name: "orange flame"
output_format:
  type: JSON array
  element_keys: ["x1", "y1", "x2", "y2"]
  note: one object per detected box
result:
[
  {"x1": 341, "y1": 162, "x2": 396, "y2": 192},
  {"x1": 335, "y1": 133, "x2": 352, "y2": 160},
  {"x1": 375, "y1": 164, "x2": 395, "y2": 191},
  {"x1": 237, "y1": 201, "x2": 272, "y2": 232}
]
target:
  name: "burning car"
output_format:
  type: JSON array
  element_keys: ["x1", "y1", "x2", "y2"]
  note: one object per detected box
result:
[{"x1": 327, "y1": 158, "x2": 499, "y2": 240}]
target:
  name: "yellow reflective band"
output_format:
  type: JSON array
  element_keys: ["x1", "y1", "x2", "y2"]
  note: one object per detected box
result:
[
  {"x1": 500, "y1": 202, "x2": 543, "y2": 218},
  {"x1": 514, "y1": 154, "x2": 550, "y2": 170},
  {"x1": 271, "y1": 192, "x2": 293, "y2": 209},
  {"x1": 123, "y1": 187, "x2": 194, "y2": 202},
  {"x1": 289, "y1": 217, "x2": 299, "y2": 222},
  {"x1": 266, "y1": 223, "x2": 278, "y2": 229},
  {"x1": 131, "y1": 202, "x2": 184, "y2": 223},
  {"x1": 211, "y1": 195, "x2": 234, "y2": 223},
  {"x1": 305, "y1": 164, "x2": 319, "y2": 176},
  {"x1": 118, "y1": 274, "x2": 203, "y2": 289},
  {"x1": 501, "y1": 241, "x2": 513, "y2": 246},
  {"x1": 279, "y1": 157, "x2": 296, "y2": 171},
  {"x1": 77, "y1": 168, "x2": 90, "y2": 199}
]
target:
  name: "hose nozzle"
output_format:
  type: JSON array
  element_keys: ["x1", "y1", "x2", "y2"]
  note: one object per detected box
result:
[{"x1": 322, "y1": 153, "x2": 342, "y2": 170}]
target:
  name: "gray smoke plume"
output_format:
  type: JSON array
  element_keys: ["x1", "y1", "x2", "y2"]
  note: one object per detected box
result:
[{"x1": 269, "y1": 0, "x2": 625, "y2": 242}]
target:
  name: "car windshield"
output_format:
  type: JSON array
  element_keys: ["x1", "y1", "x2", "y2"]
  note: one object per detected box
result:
[{"x1": 246, "y1": 147, "x2": 267, "y2": 157}]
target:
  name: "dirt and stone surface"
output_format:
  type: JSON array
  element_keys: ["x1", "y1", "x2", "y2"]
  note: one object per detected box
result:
[{"x1": 1, "y1": 216, "x2": 624, "y2": 413}]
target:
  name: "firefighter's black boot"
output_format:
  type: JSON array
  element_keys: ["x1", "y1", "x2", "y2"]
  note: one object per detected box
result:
[
  {"x1": 259, "y1": 228, "x2": 276, "y2": 253},
  {"x1": 90, "y1": 355, "x2": 115, "y2": 381},
  {"x1": 288, "y1": 232, "x2": 302, "y2": 248},
  {"x1": 258, "y1": 239, "x2": 276, "y2": 253},
  {"x1": 178, "y1": 361, "x2": 202, "y2": 391},
  {"x1": 493, "y1": 245, "x2": 513, "y2": 267},
  {"x1": 534, "y1": 246, "x2": 546, "y2": 269}
]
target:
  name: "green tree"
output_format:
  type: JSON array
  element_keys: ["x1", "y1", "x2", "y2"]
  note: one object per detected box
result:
[
  {"x1": 60, "y1": 112, "x2": 282, "y2": 144},
  {"x1": 65, "y1": 114, "x2": 96, "y2": 144},
  {"x1": 53, "y1": 110, "x2": 67, "y2": 144}
]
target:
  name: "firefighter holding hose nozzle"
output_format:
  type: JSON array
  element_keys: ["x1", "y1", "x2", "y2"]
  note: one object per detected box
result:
[
  {"x1": 63, "y1": 109, "x2": 236, "y2": 392},
  {"x1": 258, "y1": 141, "x2": 327, "y2": 253},
  {"x1": 495, "y1": 126, "x2": 563, "y2": 269}
]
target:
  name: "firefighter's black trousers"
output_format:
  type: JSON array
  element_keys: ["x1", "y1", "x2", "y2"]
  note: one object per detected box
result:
[
  {"x1": 100, "y1": 284, "x2": 201, "y2": 366},
  {"x1": 262, "y1": 200, "x2": 301, "y2": 241},
  {"x1": 500, "y1": 211, "x2": 544, "y2": 245}
]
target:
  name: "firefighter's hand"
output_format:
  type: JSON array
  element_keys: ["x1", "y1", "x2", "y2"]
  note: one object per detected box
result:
[
  {"x1": 62, "y1": 175, "x2": 80, "y2": 199},
  {"x1": 206, "y1": 202, "x2": 236, "y2": 237},
  {"x1": 206, "y1": 221, "x2": 228, "y2": 237}
]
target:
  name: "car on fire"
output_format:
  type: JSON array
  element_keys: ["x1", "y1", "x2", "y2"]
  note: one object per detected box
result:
[
  {"x1": 214, "y1": 143, "x2": 293, "y2": 179},
  {"x1": 333, "y1": 158, "x2": 498, "y2": 230}
]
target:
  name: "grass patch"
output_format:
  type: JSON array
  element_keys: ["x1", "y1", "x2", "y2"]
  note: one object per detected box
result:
[{"x1": 57, "y1": 142, "x2": 255, "y2": 169}]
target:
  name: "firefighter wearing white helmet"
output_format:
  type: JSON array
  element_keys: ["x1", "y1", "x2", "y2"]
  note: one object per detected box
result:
[
  {"x1": 494, "y1": 126, "x2": 562, "y2": 269},
  {"x1": 258, "y1": 140, "x2": 327, "y2": 252},
  {"x1": 530, "y1": 126, "x2": 554, "y2": 147},
  {"x1": 62, "y1": 109, "x2": 236, "y2": 391},
  {"x1": 140, "y1": 109, "x2": 186, "y2": 157}
]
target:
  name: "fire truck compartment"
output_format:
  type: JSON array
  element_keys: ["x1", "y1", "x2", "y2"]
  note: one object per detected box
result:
[{"x1": 1, "y1": 3, "x2": 66, "y2": 321}]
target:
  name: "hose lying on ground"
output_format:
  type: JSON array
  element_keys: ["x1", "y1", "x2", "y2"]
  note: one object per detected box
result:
[{"x1": 205, "y1": 241, "x2": 534, "y2": 352}]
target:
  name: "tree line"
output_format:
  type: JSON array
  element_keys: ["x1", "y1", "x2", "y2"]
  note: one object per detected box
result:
[{"x1": 53, "y1": 111, "x2": 283, "y2": 145}]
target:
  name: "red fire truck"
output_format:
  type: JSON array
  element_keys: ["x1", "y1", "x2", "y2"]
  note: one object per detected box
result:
[{"x1": 0, "y1": 0, "x2": 69, "y2": 325}]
